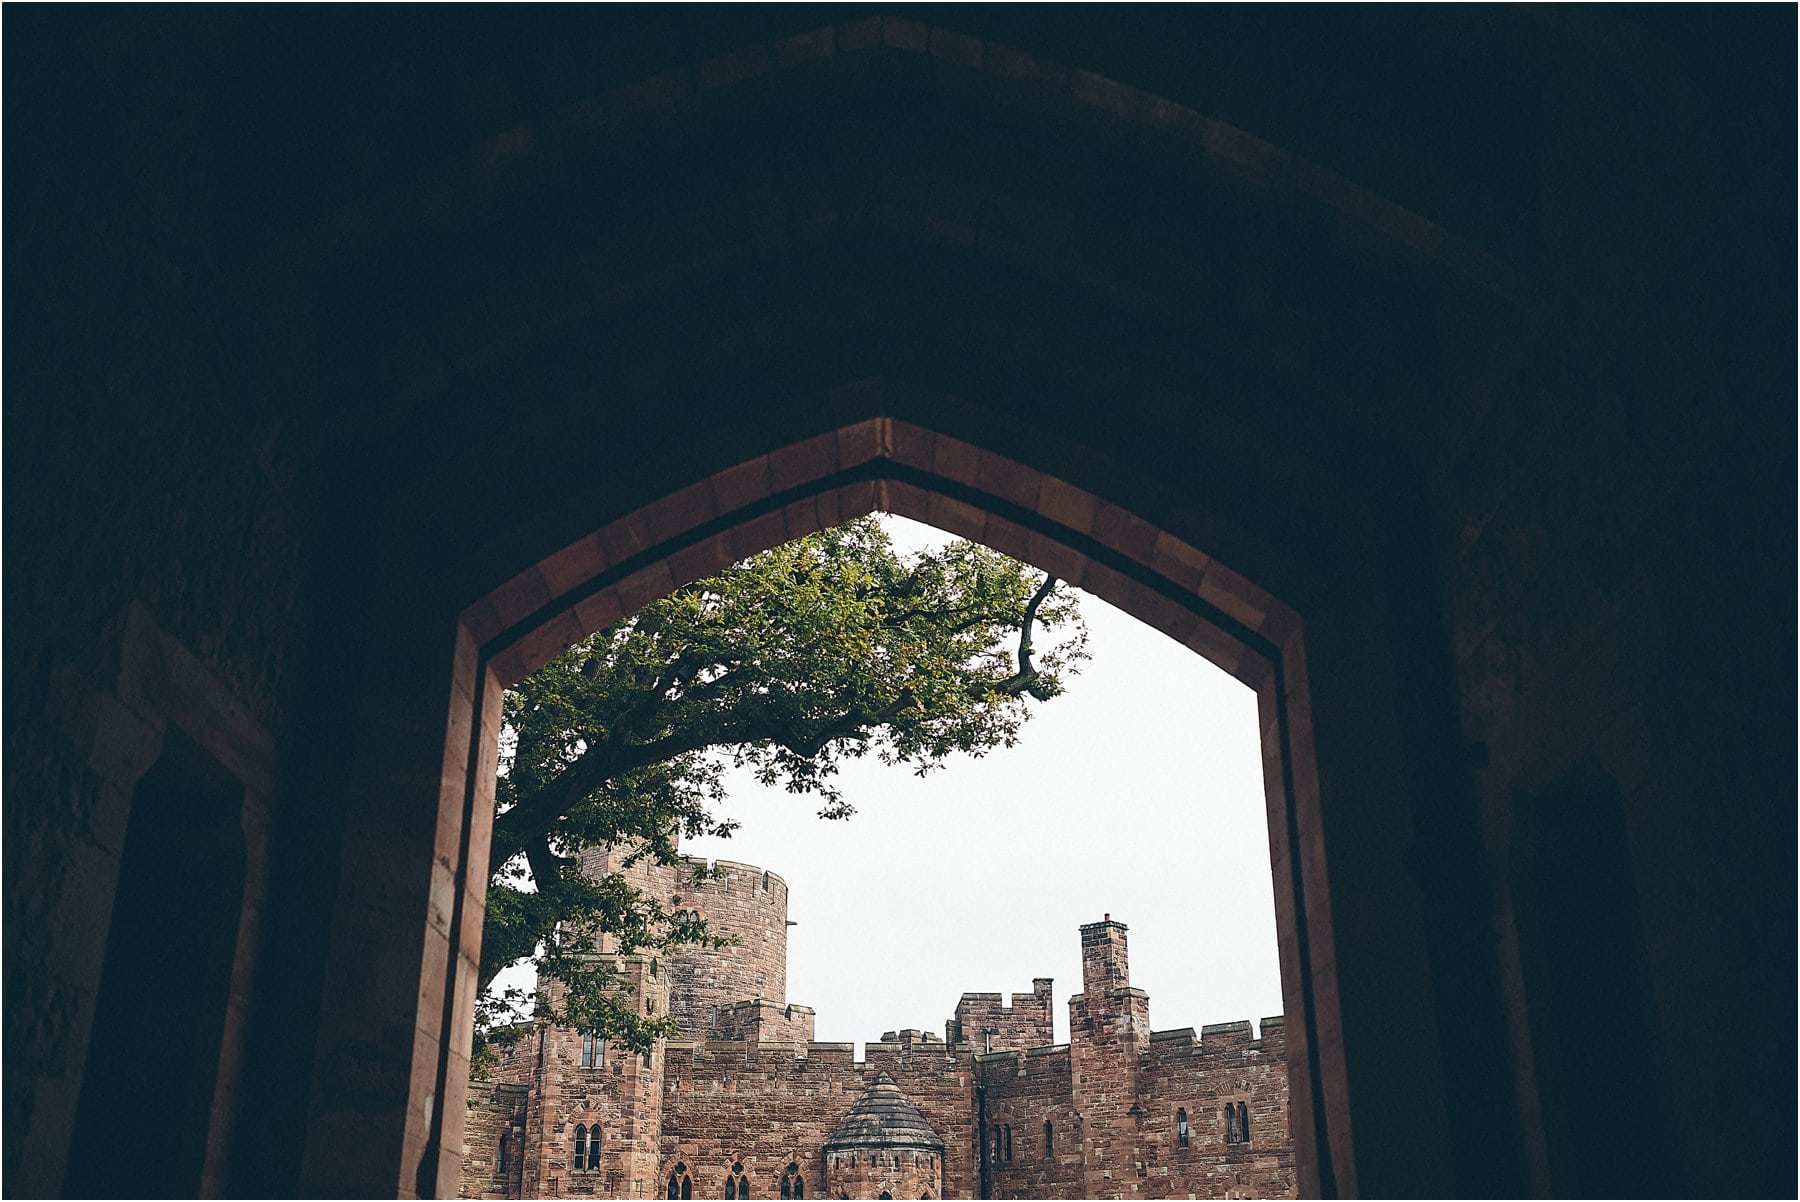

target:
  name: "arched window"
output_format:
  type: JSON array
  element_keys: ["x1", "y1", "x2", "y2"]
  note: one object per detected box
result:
[
  {"x1": 1226, "y1": 1102, "x2": 1250, "y2": 1145},
  {"x1": 780, "y1": 1162, "x2": 803, "y2": 1199},
  {"x1": 878, "y1": 1193, "x2": 892, "y2": 1200},
  {"x1": 1177, "y1": 1107, "x2": 1189, "y2": 1148},
  {"x1": 586, "y1": 1124, "x2": 601, "y2": 1171},
  {"x1": 669, "y1": 1164, "x2": 694, "y2": 1199},
  {"x1": 1043, "y1": 1120, "x2": 1053, "y2": 1159},
  {"x1": 725, "y1": 1161, "x2": 749, "y2": 1198},
  {"x1": 1004, "y1": 1125, "x2": 1013, "y2": 1162},
  {"x1": 574, "y1": 1125, "x2": 588, "y2": 1172}
]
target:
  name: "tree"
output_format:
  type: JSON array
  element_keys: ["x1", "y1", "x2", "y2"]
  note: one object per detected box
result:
[{"x1": 477, "y1": 517, "x2": 1087, "y2": 1068}]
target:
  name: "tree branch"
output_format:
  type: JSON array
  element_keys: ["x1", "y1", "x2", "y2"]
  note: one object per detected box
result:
[
  {"x1": 991, "y1": 573, "x2": 1058, "y2": 695},
  {"x1": 490, "y1": 722, "x2": 749, "y2": 873},
  {"x1": 494, "y1": 575, "x2": 1056, "y2": 873}
]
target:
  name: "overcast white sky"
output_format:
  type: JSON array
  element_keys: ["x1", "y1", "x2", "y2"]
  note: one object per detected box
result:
[{"x1": 676, "y1": 514, "x2": 1284, "y2": 1048}]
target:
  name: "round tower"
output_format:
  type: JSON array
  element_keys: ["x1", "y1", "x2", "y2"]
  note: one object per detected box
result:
[
  {"x1": 822, "y1": 1074, "x2": 946, "y2": 1200},
  {"x1": 665, "y1": 858, "x2": 792, "y2": 1039}
]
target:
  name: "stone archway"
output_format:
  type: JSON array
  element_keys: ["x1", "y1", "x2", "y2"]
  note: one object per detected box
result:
[
  {"x1": 304, "y1": 392, "x2": 1385, "y2": 1198},
  {"x1": 11, "y1": 8, "x2": 1791, "y2": 1201},
  {"x1": 289, "y1": 22, "x2": 1509, "y2": 1200}
]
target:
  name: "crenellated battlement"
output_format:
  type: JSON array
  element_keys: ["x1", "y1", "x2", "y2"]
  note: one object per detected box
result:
[
  {"x1": 677, "y1": 856, "x2": 789, "y2": 896},
  {"x1": 1141, "y1": 1016, "x2": 1287, "y2": 1064},
  {"x1": 947, "y1": 976, "x2": 1054, "y2": 1052},
  {"x1": 469, "y1": 906, "x2": 1293, "y2": 1200}
]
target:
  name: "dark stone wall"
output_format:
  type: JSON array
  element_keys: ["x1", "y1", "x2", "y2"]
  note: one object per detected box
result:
[{"x1": 6, "y1": 7, "x2": 1792, "y2": 1197}]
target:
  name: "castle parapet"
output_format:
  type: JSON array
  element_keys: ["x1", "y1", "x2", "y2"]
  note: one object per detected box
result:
[
  {"x1": 714, "y1": 997, "x2": 816, "y2": 1045},
  {"x1": 1139, "y1": 1017, "x2": 1289, "y2": 1066},
  {"x1": 948, "y1": 976, "x2": 1054, "y2": 1052},
  {"x1": 1200, "y1": 1020, "x2": 1254, "y2": 1053},
  {"x1": 803, "y1": 1041, "x2": 857, "y2": 1070}
]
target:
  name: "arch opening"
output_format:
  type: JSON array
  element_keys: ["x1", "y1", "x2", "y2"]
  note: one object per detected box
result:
[{"x1": 423, "y1": 412, "x2": 1341, "y2": 1197}]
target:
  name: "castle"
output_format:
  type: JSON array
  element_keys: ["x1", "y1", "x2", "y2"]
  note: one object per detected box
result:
[{"x1": 461, "y1": 845, "x2": 1294, "y2": 1200}]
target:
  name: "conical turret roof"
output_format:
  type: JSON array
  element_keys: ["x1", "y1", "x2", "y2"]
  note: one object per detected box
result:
[{"x1": 822, "y1": 1073, "x2": 945, "y2": 1152}]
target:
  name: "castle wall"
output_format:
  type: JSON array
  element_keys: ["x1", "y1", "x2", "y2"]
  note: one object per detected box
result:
[
  {"x1": 658, "y1": 1040, "x2": 979, "y2": 1200},
  {"x1": 976, "y1": 1047, "x2": 1083, "y2": 1199},
  {"x1": 487, "y1": 959, "x2": 671, "y2": 1200},
  {"x1": 1134, "y1": 1021, "x2": 1295, "y2": 1199},
  {"x1": 460, "y1": 1082, "x2": 529, "y2": 1200},
  {"x1": 948, "y1": 979, "x2": 1054, "y2": 1052},
  {"x1": 716, "y1": 997, "x2": 817, "y2": 1046},
  {"x1": 464, "y1": 912, "x2": 1293, "y2": 1200}
]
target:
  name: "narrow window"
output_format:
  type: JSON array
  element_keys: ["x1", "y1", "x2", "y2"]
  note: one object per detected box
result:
[
  {"x1": 498, "y1": 1133, "x2": 510, "y2": 1175},
  {"x1": 574, "y1": 1125, "x2": 588, "y2": 1171},
  {"x1": 726, "y1": 1178, "x2": 737, "y2": 1200},
  {"x1": 726, "y1": 1162, "x2": 749, "y2": 1198},
  {"x1": 643, "y1": 1046, "x2": 654, "y2": 1068},
  {"x1": 588, "y1": 1125, "x2": 601, "y2": 1171},
  {"x1": 1225, "y1": 1103, "x2": 1241, "y2": 1145},
  {"x1": 670, "y1": 1164, "x2": 694, "y2": 1199},
  {"x1": 651, "y1": 958, "x2": 660, "y2": 978},
  {"x1": 1177, "y1": 1107, "x2": 1189, "y2": 1148},
  {"x1": 781, "y1": 1163, "x2": 803, "y2": 1199},
  {"x1": 582, "y1": 1032, "x2": 604, "y2": 1067},
  {"x1": 648, "y1": 998, "x2": 657, "y2": 1015},
  {"x1": 1044, "y1": 1120, "x2": 1053, "y2": 1158},
  {"x1": 1004, "y1": 1125, "x2": 1012, "y2": 1162},
  {"x1": 1238, "y1": 1101, "x2": 1251, "y2": 1145}
]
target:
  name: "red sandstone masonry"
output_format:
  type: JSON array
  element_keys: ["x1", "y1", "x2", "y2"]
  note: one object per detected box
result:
[
  {"x1": 464, "y1": 907, "x2": 1291, "y2": 1199},
  {"x1": 667, "y1": 859, "x2": 793, "y2": 1041},
  {"x1": 979, "y1": 1046, "x2": 1083, "y2": 1199},
  {"x1": 950, "y1": 979, "x2": 1054, "y2": 1053}
]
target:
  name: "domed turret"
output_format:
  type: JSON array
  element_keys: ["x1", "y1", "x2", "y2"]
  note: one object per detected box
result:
[{"x1": 822, "y1": 1074, "x2": 944, "y2": 1199}]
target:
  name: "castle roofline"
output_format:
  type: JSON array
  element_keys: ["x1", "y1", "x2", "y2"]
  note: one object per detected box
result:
[{"x1": 678, "y1": 855, "x2": 787, "y2": 887}]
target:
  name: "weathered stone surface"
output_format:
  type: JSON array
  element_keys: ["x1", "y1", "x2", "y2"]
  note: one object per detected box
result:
[{"x1": 460, "y1": 852, "x2": 1292, "y2": 1200}]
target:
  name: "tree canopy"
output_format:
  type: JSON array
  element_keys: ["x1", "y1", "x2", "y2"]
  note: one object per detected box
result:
[{"x1": 477, "y1": 517, "x2": 1087, "y2": 1066}]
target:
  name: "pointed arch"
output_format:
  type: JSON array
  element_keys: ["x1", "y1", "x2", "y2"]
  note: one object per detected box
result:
[{"x1": 445, "y1": 405, "x2": 1345, "y2": 1198}]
